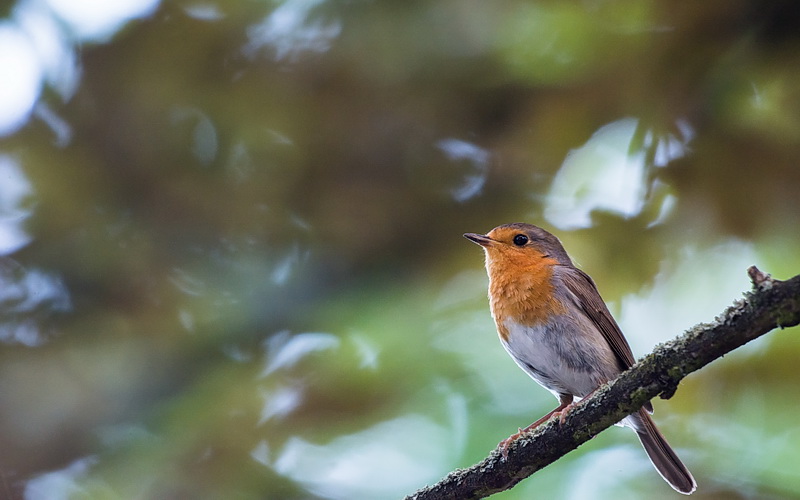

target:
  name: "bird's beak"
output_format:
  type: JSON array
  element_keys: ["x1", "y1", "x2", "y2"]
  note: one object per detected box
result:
[{"x1": 464, "y1": 233, "x2": 494, "y2": 247}]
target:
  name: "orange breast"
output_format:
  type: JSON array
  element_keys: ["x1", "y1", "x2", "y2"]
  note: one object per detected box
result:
[{"x1": 487, "y1": 255, "x2": 567, "y2": 342}]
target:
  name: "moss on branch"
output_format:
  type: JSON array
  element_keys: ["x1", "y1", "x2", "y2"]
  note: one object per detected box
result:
[{"x1": 404, "y1": 267, "x2": 800, "y2": 500}]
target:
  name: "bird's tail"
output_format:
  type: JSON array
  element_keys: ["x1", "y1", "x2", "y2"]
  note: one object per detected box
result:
[{"x1": 630, "y1": 409, "x2": 696, "y2": 495}]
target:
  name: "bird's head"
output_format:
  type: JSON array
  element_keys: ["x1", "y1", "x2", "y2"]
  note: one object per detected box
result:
[{"x1": 464, "y1": 223, "x2": 573, "y2": 270}]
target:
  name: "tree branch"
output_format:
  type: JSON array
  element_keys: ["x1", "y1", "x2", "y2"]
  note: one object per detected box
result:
[{"x1": 405, "y1": 267, "x2": 800, "y2": 500}]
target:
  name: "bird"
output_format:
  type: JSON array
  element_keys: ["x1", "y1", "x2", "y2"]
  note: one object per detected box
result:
[{"x1": 464, "y1": 222, "x2": 696, "y2": 495}]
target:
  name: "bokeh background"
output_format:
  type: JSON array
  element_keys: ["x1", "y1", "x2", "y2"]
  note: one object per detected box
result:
[{"x1": 1, "y1": 1, "x2": 800, "y2": 499}]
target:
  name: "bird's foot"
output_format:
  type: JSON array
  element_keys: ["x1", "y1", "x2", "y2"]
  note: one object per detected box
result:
[
  {"x1": 498, "y1": 430, "x2": 523, "y2": 460},
  {"x1": 497, "y1": 397, "x2": 576, "y2": 460},
  {"x1": 497, "y1": 410, "x2": 560, "y2": 459},
  {"x1": 556, "y1": 401, "x2": 578, "y2": 425}
]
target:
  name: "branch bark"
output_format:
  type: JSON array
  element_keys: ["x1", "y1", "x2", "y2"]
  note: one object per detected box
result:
[{"x1": 405, "y1": 267, "x2": 800, "y2": 500}]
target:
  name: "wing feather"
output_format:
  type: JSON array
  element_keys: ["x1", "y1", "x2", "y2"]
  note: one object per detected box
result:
[
  {"x1": 555, "y1": 265, "x2": 654, "y2": 413},
  {"x1": 556, "y1": 266, "x2": 635, "y2": 368}
]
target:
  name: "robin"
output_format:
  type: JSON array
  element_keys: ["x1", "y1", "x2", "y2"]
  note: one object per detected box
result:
[{"x1": 464, "y1": 222, "x2": 696, "y2": 494}]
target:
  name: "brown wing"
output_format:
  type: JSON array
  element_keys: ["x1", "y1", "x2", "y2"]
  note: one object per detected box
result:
[
  {"x1": 556, "y1": 265, "x2": 636, "y2": 370},
  {"x1": 556, "y1": 265, "x2": 654, "y2": 413}
]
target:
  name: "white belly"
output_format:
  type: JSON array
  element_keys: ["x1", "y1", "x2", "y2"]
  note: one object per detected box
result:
[{"x1": 499, "y1": 315, "x2": 618, "y2": 399}]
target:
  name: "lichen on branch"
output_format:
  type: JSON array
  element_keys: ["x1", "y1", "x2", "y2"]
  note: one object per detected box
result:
[{"x1": 404, "y1": 267, "x2": 800, "y2": 500}]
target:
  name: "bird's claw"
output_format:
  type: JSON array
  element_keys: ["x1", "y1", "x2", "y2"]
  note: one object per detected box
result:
[{"x1": 498, "y1": 431, "x2": 521, "y2": 460}]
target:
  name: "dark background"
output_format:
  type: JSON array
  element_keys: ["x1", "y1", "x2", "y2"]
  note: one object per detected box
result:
[{"x1": 1, "y1": 1, "x2": 799, "y2": 498}]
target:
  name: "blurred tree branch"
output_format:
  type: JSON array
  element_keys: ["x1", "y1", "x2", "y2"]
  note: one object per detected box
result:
[{"x1": 405, "y1": 266, "x2": 800, "y2": 500}]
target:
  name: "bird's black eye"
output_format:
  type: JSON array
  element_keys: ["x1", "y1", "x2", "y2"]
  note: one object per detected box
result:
[{"x1": 512, "y1": 234, "x2": 529, "y2": 246}]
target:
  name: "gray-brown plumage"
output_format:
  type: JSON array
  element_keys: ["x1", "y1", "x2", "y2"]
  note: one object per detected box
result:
[{"x1": 465, "y1": 223, "x2": 696, "y2": 494}]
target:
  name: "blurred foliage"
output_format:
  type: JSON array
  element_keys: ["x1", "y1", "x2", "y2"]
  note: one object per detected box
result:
[{"x1": 1, "y1": 0, "x2": 800, "y2": 499}]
